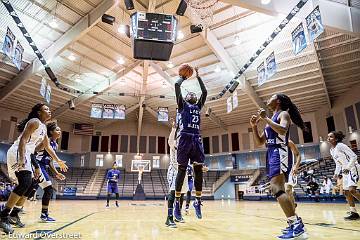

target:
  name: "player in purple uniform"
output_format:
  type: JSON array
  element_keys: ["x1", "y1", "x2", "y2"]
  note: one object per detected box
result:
[
  {"x1": 250, "y1": 94, "x2": 306, "y2": 239},
  {"x1": 29, "y1": 122, "x2": 66, "y2": 222},
  {"x1": 174, "y1": 67, "x2": 207, "y2": 221},
  {"x1": 106, "y1": 162, "x2": 121, "y2": 208}
]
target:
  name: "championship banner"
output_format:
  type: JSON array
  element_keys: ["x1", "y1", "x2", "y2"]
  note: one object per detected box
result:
[
  {"x1": 103, "y1": 104, "x2": 115, "y2": 119},
  {"x1": 2, "y1": 27, "x2": 15, "y2": 59},
  {"x1": 257, "y1": 62, "x2": 266, "y2": 86},
  {"x1": 114, "y1": 104, "x2": 126, "y2": 119},
  {"x1": 40, "y1": 78, "x2": 47, "y2": 98},
  {"x1": 90, "y1": 103, "x2": 103, "y2": 118},
  {"x1": 292, "y1": 23, "x2": 307, "y2": 55},
  {"x1": 45, "y1": 84, "x2": 51, "y2": 104},
  {"x1": 266, "y1": 52, "x2": 277, "y2": 79},
  {"x1": 232, "y1": 90, "x2": 238, "y2": 109},
  {"x1": 158, "y1": 107, "x2": 169, "y2": 122},
  {"x1": 227, "y1": 96, "x2": 232, "y2": 113},
  {"x1": 12, "y1": 40, "x2": 24, "y2": 70},
  {"x1": 306, "y1": 6, "x2": 324, "y2": 42}
]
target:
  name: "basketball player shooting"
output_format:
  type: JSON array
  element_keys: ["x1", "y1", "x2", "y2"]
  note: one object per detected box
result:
[
  {"x1": 173, "y1": 64, "x2": 207, "y2": 221},
  {"x1": 106, "y1": 162, "x2": 121, "y2": 208}
]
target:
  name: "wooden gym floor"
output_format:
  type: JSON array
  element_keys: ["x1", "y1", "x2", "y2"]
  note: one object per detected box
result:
[{"x1": 2, "y1": 200, "x2": 360, "y2": 239}]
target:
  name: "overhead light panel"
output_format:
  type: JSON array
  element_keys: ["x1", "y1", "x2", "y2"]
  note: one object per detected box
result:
[
  {"x1": 261, "y1": 0, "x2": 271, "y2": 5},
  {"x1": 167, "y1": 62, "x2": 174, "y2": 68},
  {"x1": 117, "y1": 57, "x2": 125, "y2": 65},
  {"x1": 68, "y1": 54, "x2": 76, "y2": 61},
  {"x1": 49, "y1": 18, "x2": 58, "y2": 28},
  {"x1": 177, "y1": 30, "x2": 184, "y2": 40},
  {"x1": 214, "y1": 66, "x2": 221, "y2": 73}
]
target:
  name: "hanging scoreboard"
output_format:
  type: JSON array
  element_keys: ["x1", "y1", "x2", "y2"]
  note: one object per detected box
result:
[{"x1": 131, "y1": 12, "x2": 177, "y2": 61}]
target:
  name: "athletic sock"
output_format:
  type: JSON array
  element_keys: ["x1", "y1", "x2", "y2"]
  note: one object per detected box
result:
[
  {"x1": 287, "y1": 215, "x2": 297, "y2": 225},
  {"x1": 350, "y1": 207, "x2": 357, "y2": 213},
  {"x1": 41, "y1": 208, "x2": 49, "y2": 215}
]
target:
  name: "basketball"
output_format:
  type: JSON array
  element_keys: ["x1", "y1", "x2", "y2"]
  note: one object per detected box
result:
[{"x1": 178, "y1": 64, "x2": 194, "y2": 79}]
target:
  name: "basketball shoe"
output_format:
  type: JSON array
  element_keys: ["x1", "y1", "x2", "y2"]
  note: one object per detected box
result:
[
  {"x1": 40, "y1": 213, "x2": 56, "y2": 222},
  {"x1": 193, "y1": 199, "x2": 202, "y2": 219},
  {"x1": 278, "y1": 218, "x2": 305, "y2": 239},
  {"x1": 165, "y1": 216, "x2": 177, "y2": 228}
]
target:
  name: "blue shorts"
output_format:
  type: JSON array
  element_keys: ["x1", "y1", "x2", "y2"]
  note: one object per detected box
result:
[
  {"x1": 266, "y1": 145, "x2": 293, "y2": 180},
  {"x1": 107, "y1": 182, "x2": 119, "y2": 194},
  {"x1": 177, "y1": 133, "x2": 205, "y2": 167}
]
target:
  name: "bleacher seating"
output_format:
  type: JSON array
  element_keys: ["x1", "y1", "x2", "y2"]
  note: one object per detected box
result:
[{"x1": 57, "y1": 168, "x2": 95, "y2": 195}]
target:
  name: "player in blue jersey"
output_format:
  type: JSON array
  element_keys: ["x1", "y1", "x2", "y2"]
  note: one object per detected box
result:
[
  {"x1": 106, "y1": 162, "x2": 121, "y2": 208},
  {"x1": 173, "y1": 66, "x2": 207, "y2": 221},
  {"x1": 250, "y1": 93, "x2": 306, "y2": 239},
  {"x1": 30, "y1": 122, "x2": 66, "y2": 222}
]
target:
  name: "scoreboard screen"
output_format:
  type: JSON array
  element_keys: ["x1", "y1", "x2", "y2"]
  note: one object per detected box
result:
[{"x1": 131, "y1": 12, "x2": 177, "y2": 42}]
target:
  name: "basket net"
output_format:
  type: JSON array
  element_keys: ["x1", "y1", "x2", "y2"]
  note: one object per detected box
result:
[{"x1": 185, "y1": 0, "x2": 219, "y2": 27}]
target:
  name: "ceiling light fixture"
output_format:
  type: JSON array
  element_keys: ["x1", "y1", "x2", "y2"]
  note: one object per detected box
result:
[
  {"x1": 117, "y1": 57, "x2": 125, "y2": 65},
  {"x1": 118, "y1": 24, "x2": 127, "y2": 34},
  {"x1": 177, "y1": 30, "x2": 184, "y2": 40},
  {"x1": 167, "y1": 62, "x2": 174, "y2": 68},
  {"x1": 214, "y1": 66, "x2": 221, "y2": 73},
  {"x1": 68, "y1": 54, "x2": 76, "y2": 61},
  {"x1": 49, "y1": 18, "x2": 58, "y2": 28},
  {"x1": 261, "y1": 0, "x2": 271, "y2": 5}
]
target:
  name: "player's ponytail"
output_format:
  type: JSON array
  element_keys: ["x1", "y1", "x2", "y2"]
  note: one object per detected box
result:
[
  {"x1": 276, "y1": 93, "x2": 306, "y2": 130},
  {"x1": 17, "y1": 103, "x2": 45, "y2": 133}
]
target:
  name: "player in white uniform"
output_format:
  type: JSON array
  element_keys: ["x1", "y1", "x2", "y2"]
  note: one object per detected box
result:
[
  {"x1": 328, "y1": 131, "x2": 360, "y2": 220},
  {"x1": 0, "y1": 104, "x2": 68, "y2": 234},
  {"x1": 166, "y1": 122, "x2": 187, "y2": 228},
  {"x1": 284, "y1": 140, "x2": 301, "y2": 211}
]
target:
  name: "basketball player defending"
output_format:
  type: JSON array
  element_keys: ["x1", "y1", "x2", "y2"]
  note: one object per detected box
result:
[
  {"x1": 250, "y1": 94, "x2": 306, "y2": 239},
  {"x1": 166, "y1": 121, "x2": 187, "y2": 227},
  {"x1": 174, "y1": 66, "x2": 207, "y2": 221},
  {"x1": 328, "y1": 131, "x2": 360, "y2": 220},
  {"x1": 30, "y1": 122, "x2": 66, "y2": 222},
  {"x1": 106, "y1": 163, "x2": 121, "y2": 208}
]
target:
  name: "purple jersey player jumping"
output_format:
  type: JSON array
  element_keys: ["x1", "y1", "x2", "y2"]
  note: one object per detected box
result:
[
  {"x1": 250, "y1": 93, "x2": 306, "y2": 239},
  {"x1": 173, "y1": 67, "x2": 207, "y2": 222},
  {"x1": 106, "y1": 163, "x2": 121, "y2": 208}
]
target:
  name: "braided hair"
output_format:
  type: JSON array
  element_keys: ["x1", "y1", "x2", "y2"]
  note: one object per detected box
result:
[
  {"x1": 330, "y1": 131, "x2": 345, "y2": 143},
  {"x1": 17, "y1": 103, "x2": 46, "y2": 133},
  {"x1": 276, "y1": 93, "x2": 306, "y2": 130}
]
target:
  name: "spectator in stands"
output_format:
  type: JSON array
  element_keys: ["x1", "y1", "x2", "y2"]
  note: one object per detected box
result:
[
  {"x1": 332, "y1": 174, "x2": 343, "y2": 195},
  {"x1": 320, "y1": 177, "x2": 332, "y2": 195},
  {"x1": 306, "y1": 177, "x2": 319, "y2": 196}
]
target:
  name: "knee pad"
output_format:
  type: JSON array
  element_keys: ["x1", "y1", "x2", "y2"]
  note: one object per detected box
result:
[
  {"x1": 43, "y1": 186, "x2": 53, "y2": 200},
  {"x1": 13, "y1": 171, "x2": 32, "y2": 196},
  {"x1": 274, "y1": 190, "x2": 286, "y2": 199}
]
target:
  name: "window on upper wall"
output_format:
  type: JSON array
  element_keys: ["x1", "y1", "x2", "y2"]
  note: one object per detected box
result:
[
  {"x1": 302, "y1": 122, "x2": 313, "y2": 143},
  {"x1": 326, "y1": 116, "x2": 335, "y2": 132},
  {"x1": 110, "y1": 135, "x2": 119, "y2": 152},
  {"x1": 96, "y1": 154, "x2": 104, "y2": 167},
  {"x1": 91, "y1": 136, "x2": 100, "y2": 152},
  {"x1": 120, "y1": 135, "x2": 128, "y2": 153},
  {"x1": 345, "y1": 105, "x2": 357, "y2": 131},
  {"x1": 355, "y1": 102, "x2": 360, "y2": 128},
  {"x1": 212, "y1": 136, "x2": 219, "y2": 153},
  {"x1": 203, "y1": 137, "x2": 210, "y2": 154},
  {"x1": 101, "y1": 136, "x2": 109, "y2": 152},
  {"x1": 158, "y1": 137, "x2": 165, "y2": 154},
  {"x1": 60, "y1": 131, "x2": 69, "y2": 150},
  {"x1": 221, "y1": 134, "x2": 229, "y2": 153},
  {"x1": 231, "y1": 133, "x2": 240, "y2": 151}
]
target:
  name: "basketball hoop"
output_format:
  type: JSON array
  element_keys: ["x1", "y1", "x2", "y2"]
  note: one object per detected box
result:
[{"x1": 185, "y1": 0, "x2": 219, "y2": 28}]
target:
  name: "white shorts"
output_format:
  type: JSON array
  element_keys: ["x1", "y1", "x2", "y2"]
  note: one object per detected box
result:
[
  {"x1": 37, "y1": 166, "x2": 52, "y2": 189},
  {"x1": 167, "y1": 165, "x2": 187, "y2": 193},
  {"x1": 7, "y1": 146, "x2": 33, "y2": 183},
  {"x1": 343, "y1": 165, "x2": 360, "y2": 190}
]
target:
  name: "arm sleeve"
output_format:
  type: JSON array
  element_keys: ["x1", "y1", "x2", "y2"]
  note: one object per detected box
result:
[
  {"x1": 168, "y1": 127, "x2": 176, "y2": 148},
  {"x1": 30, "y1": 154, "x2": 39, "y2": 169},
  {"x1": 175, "y1": 77, "x2": 185, "y2": 111},
  {"x1": 196, "y1": 76, "x2": 207, "y2": 109},
  {"x1": 340, "y1": 143, "x2": 358, "y2": 169}
]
